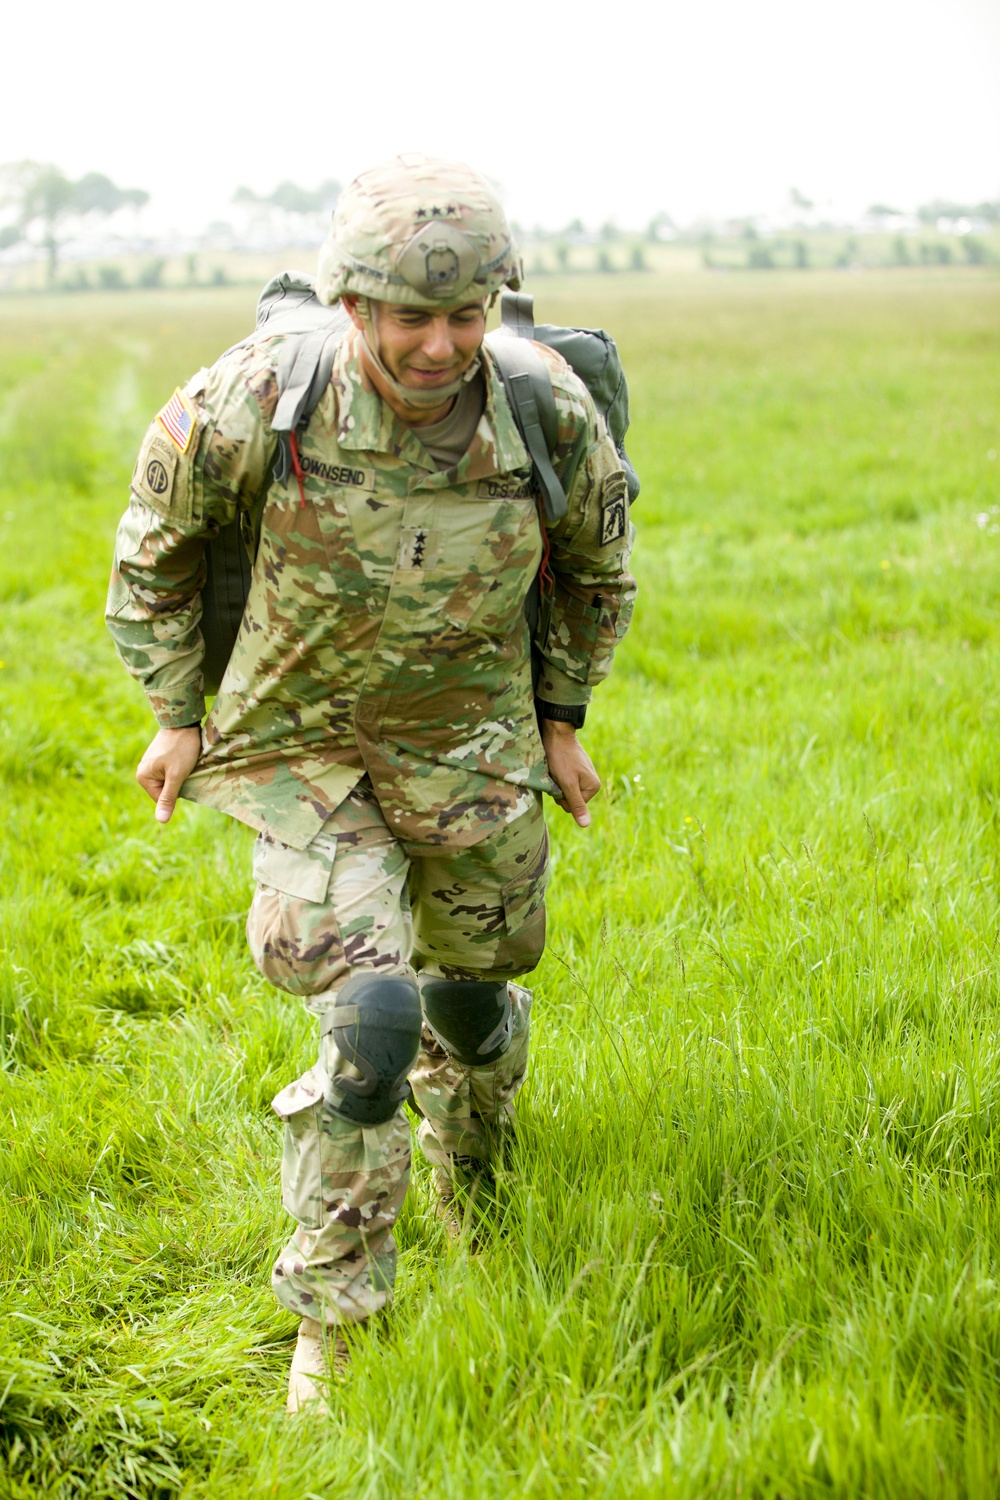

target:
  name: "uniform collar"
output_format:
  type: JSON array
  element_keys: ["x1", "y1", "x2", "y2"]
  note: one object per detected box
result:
[{"x1": 330, "y1": 332, "x2": 530, "y2": 480}]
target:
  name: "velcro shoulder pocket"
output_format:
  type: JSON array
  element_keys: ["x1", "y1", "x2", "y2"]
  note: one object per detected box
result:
[
  {"x1": 544, "y1": 592, "x2": 601, "y2": 679},
  {"x1": 130, "y1": 392, "x2": 205, "y2": 523}
]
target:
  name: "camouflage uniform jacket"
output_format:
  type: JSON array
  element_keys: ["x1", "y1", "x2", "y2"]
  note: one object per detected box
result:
[{"x1": 107, "y1": 328, "x2": 636, "y2": 850}]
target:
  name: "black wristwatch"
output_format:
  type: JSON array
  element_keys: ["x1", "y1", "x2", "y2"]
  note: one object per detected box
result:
[{"x1": 535, "y1": 699, "x2": 586, "y2": 729}]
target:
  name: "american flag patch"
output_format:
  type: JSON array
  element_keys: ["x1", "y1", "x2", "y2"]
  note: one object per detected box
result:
[{"x1": 156, "y1": 389, "x2": 196, "y2": 453}]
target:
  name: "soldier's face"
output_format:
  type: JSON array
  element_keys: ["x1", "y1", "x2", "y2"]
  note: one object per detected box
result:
[
  {"x1": 371, "y1": 300, "x2": 486, "y2": 386},
  {"x1": 344, "y1": 296, "x2": 486, "y2": 407}
]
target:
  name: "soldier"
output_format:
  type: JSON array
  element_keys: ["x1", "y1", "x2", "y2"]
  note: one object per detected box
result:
[{"x1": 106, "y1": 154, "x2": 635, "y2": 1412}]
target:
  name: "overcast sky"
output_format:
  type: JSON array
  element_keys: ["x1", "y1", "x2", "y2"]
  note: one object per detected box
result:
[{"x1": 3, "y1": 0, "x2": 998, "y2": 232}]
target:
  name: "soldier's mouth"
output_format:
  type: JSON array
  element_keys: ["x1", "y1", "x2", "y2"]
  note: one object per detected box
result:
[{"x1": 406, "y1": 367, "x2": 458, "y2": 385}]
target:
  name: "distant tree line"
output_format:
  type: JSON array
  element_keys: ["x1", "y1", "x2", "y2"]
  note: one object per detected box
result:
[
  {"x1": 0, "y1": 162, "x2": 148, "y2": 283},
  {"x1": 233, "y1": 180, "x2": 340, "y2": 215},
  {"x1": 701, "y1": 231, "x2": 993, "y2": 273},
  {"x1": 3, "y1": 163, "x2": 997, "y2": 293},
  {"x1": 916, "y1": 198, "x2": 1000, "y2": 225},
  {"x1": 55, "y1": 257, "x2": 232, "y2": 294}
]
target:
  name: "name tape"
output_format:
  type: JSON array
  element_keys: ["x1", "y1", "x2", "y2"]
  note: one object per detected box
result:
[
  {"x1": 476, "y1": 478, "x2": 534, "y2": 501},
  {"x1": 300, "y1": 456, "x2": 376, "y2": 491}
]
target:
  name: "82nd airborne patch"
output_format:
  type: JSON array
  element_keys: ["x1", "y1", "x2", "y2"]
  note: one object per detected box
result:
[
  {"x1": 132, "y1": 432, "x2": 179, "y2": 513},
  {"x1": 145, "y1": 456, "x2": 171, "y2": 495},
  {"x1": 600, "y1": 473, "x2": 628, "y2": 546}
]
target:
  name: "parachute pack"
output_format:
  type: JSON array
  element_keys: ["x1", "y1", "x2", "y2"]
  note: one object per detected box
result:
[{"x1": 199, "y1": 271, "x2": 639, "y2": 694}]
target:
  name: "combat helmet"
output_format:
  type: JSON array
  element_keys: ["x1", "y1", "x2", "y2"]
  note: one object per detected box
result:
[{"x1": 317, "y1": 153, "x2": 522, "y2": 308}]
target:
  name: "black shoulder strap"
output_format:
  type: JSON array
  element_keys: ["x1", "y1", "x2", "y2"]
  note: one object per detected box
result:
[
  {"x1": 222, "y1": 280, "x2": 351, "y2": 488},
  {"x1": 270, "y1": 304, "x2": 352, "y2": 485},
  {"x1": 486, "y1": 295, "x2": 568, "y2": 524},
  {"x1": 500, "y1": 291, "x2": 537, "y2": 340},
  {"x1": 273, "y1": 310, "x2": 351, "y2": 435}
]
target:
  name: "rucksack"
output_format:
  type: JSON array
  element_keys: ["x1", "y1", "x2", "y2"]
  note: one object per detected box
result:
[
  {"x1": 485, "y1": 290, "x2": 640, "y2": 521},
  {"x1": 199, "y1": 272, "x2": 638, "y2": 694},
  {"x1": 200, "y1": 273, "x2": 351, "y2": 694}
]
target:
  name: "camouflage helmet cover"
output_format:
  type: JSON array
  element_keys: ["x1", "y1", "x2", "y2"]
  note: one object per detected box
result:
[{"x1": 317, "y1": 153, "x2": 522, "y2": 308}]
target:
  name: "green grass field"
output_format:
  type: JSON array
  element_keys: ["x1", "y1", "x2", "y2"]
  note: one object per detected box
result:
[{"x1": 2, "y1": 268, "x2": 1000, "y2": 1497}]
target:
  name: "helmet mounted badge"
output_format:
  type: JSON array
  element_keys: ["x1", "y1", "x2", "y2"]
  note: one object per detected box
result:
[{"x1": 396, "y1": 223, "x2": 480, "y2": 300}]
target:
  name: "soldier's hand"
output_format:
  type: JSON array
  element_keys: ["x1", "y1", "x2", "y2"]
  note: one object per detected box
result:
[
  {"x1": 541, "y1": 721, "x2": 600, "y2": 829},
  {"x1": 135, "y1": 726, "x2": 202, "y2": 824}
]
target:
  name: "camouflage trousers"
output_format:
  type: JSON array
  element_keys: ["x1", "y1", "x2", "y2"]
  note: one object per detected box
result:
[{"x1": 246, "y1": 778, "x2": 548, "y2": 1326}]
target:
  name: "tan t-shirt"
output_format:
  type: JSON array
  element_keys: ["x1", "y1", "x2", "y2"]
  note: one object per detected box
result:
[{"x1": 412, "y1": 370, "x2": 487, "y2": 470}]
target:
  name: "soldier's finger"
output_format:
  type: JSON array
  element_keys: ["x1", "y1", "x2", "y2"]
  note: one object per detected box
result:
[
  {"x1": 135, "y1": 762, "x2": 165, "y2": 804},
  {"x1": 154, "y1": 792, "x2": 177, "y2": 823},
  {"x1": 154, "y1": 764, "x2": 187, "y2": 824},
  {"x1": 580, "y1": 768, "x2": 602, "y2": 803},
  {"x1": 155, "y1": 774, "x2": 185, "y2": 822},
  {"x1": 560, "y1": 775, "x2": 591, "y2": 828}
]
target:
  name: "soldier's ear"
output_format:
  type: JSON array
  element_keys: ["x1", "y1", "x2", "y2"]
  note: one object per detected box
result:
[{"x1": 341, "y1": 294, "x2": 365, "y2": 333}]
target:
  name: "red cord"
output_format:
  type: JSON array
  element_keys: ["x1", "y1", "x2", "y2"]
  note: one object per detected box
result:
[
  {"x1": 289, "y1": 430, "x2": 307, "y2": 508},
  {"x1": 538, "y1": 505, "x2": 555, "y2": 595}
]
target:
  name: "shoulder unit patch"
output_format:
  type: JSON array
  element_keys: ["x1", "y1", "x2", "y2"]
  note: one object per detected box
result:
[{"x1": 600, "y1": 473, "x2": 628, "y2": 546}]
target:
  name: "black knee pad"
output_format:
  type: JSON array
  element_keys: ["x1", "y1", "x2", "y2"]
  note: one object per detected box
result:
[
  {"x1": 421, "y1": 979, "x2": 512, "y2": 1067},
  {"x1": 321, "y1": 972, "x2": 422, "y2": 1126}
]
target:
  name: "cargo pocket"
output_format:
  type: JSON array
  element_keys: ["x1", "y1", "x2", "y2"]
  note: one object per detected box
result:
[
  {"x1": 501, "y1": 867, "x2": 546, "y2": 936},
  {"x1": 272, "y1": 1064, "x2": 404, "y2": 1229},
  {"x1": 494, "y1": 827, "x2": 549, "y2": 974},
  {"x1": 252, "y1": 830, "x2": 337, "y2": 903},
  {"x1": 247, "y1": 831, "x2": 341, "y2": 997},
  {"x1": 272, "y1": 1066, "x2": 327, "y2": 1227}
]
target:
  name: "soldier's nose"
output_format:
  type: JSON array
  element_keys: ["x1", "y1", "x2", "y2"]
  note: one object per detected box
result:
[{"x1": 421, "y1": 320, "x2": 456, "y2": 363}]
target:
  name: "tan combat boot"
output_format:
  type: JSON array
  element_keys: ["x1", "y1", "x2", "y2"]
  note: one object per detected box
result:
[{"x1": 286, "y1": 1316, "x2": 351, "y2": 1416}]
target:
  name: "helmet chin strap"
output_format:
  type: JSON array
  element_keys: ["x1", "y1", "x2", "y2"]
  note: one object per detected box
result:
[{"x1": 355, "y1": 297, "x2": 479, "y2": 412}]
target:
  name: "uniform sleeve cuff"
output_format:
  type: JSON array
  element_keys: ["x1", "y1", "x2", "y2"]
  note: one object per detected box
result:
[
  {"x1": 149, "y1": 687, "x2": 206, "y2": 729},
  {"x1": 536, "y1": 699, "x2": 586, "y2": 728},
  {"x1": 532, "y1": 663, "x2": 592, "y2": 708}
]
